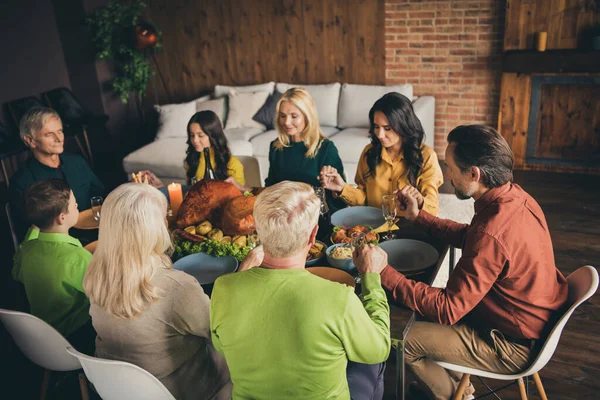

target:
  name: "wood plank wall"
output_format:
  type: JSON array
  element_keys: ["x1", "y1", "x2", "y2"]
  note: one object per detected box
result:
[
  {"x1": 498, "y1": 0, "x2": 600, "y2": 173},
  {"x1": 504, "y1": 0, "x2": 599, "y2": 50},
  {"x1": 145, "y1": 0, "x2": 385, "y2": 105}
]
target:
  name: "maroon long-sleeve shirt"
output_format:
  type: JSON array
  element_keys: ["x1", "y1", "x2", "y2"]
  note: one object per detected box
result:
[{"x1": 381, "y1": 183, "x2": 568, "y2": 339}]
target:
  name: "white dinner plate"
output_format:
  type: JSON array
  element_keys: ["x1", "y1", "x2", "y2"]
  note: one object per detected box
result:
[
  {"x1": 379, "y1": 239, "x2": 439, "y2": 272},
  {"x1": 330, "y1": 206, "x2": 387, "y2": 228},
  {"x1": 173, "y1": 252, "x2": 239, "y2": 285}
]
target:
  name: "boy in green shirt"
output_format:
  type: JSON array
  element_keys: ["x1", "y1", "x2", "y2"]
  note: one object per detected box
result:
[
  {"x1": 211, "y1": 181, "x2": 391, "y2": 399},
  {"x1": 12, "y1": 179, "x2": 95, "y2": 353}
]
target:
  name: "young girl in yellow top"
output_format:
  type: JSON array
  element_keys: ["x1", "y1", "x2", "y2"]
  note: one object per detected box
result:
[
  {"x1": 143, "y1": 111, "x2": 245, "y2": 189},
  {"x1": 319, "y1": 92, "x2": 443, "y2": 215}
]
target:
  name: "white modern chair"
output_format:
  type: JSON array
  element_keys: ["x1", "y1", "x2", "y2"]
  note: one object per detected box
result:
[
  {"x1": 5, "y1": 202, "x2": 19, "y2": 253},
  {"x1": 66, "y1": 346, "x2": 176, "y2": 400},
  {"x1": 435, "y1": 265, "x2": 599, "y2": 400},
  {"x1": 0, "y1": 308, "x2": 89, "y2": 400},
  {"x1": 237, "y1": 155, "x2": 262, "y2": 188}
]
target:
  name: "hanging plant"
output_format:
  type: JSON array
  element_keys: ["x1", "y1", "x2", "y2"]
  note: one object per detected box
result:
[{"x1": 86, "y1": 1, "x2": 162, "y2": 103}]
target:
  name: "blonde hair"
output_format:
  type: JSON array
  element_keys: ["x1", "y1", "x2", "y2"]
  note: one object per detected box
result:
[
  {"x1": 83, "y1": 183, "x2": 172, "y2": 319},
  {"x1": 274, "y1": 87, "x2": 326, "y2": 158},
  {"x1": 253, "y1": 181, "x2": 320, "y2": 258}
]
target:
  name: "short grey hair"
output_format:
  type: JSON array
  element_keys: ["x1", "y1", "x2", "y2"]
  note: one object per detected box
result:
[
  {"x1": 19, "y1": 107, "x2": 61, "y2": 143},
  {"x1": 253, "y1": 181, "x2": 320, "y2": 258}
]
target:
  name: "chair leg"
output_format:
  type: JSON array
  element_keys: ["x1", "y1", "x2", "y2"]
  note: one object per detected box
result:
[
  {"x1": 74, "y1": 136, "x2": 90, "y2": 163},
  {"x1": 1, "y1": 158, "x2": 10, "y2": 187},
  {"x1": 40, "y1": 369, "x2": 50, "y2": 400},
  {"x1": 532, "y1": 372, "x2": 548, "y2": 400},
  {"x1": 517, "y1": 377, "x2": 528, "y2": 400},
  {"x1": 82, "y1": 128, "x2": 94, "y2": 167},
  {"x1": 454, "y1": 374, "x2": 470, "y2": 400},
  {"x1": 78, "y1": 371, "x2": 89, "y2": 400}
]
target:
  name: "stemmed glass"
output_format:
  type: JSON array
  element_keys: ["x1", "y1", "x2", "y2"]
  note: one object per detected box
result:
[
  {"x1": 91, "y1": 196, "x2": 103, "y2": 222},
  {"x1": 381, "y1": 194, "x2": 397, "y2": 241},
  {"x1": 247, "y1": 221, "x2": 261, "y2": 249},
  {"x1": 313, "y1": 186, "x2": 329, "y2": 217}
]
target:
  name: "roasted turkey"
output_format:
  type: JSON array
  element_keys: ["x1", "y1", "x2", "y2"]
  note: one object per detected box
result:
[{"x1": 176, "y1": 179, "x2": 242, "y2": 228}]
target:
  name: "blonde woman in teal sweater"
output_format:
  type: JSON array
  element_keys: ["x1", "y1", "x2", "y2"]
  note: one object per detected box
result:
[{"x1": 211, "y1": 181, "x2": 390, "y2": 399}]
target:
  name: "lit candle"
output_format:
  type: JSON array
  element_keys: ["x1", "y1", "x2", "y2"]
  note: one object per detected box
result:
[{"x1": 168, "y1": 182, "x2": 183, "y2": 217}]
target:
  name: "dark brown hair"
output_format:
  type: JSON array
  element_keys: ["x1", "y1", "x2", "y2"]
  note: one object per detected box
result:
[
  {"x1": 23, "y1": 179, "x2": 71, "y2": 229},
  {"x1": 184, "y1": 111, "x2": 232, "y2": 184},
  {"x1": 447, "y1": 125, "x2": 514, "y2": 188},
  {"x1": 365, "y1": 92, "x2": 425, "y2": 185}
]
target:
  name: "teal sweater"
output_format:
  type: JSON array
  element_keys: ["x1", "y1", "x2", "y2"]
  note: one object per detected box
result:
[
  {"x1": 210, "y1": 268, "x2": 390, "y2": 399},
  {"x1": 265, "y1": 139, "x2": 346, "y2": 212}
]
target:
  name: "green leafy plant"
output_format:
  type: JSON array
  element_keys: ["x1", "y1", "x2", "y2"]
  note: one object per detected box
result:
[{"x1": 86, "y1": 1, "x2": 161, "y2": 103}]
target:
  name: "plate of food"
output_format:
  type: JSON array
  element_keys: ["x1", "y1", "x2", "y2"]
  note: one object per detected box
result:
[
  {"x1": 306, "y1": 241, "x2": 326, "y2": 266},
  {"x1": 379, "y1": 239, "x2": 439, "y2": 272},
  {"x1": 306, "y1": 266, "x2": 355, "y2": 288},
  {"x1": 330, "y1": 206, "x2": 386, "y2": 229},
  {"x1": 330, "y1": 225, "x2": 379, "y2": 245}
]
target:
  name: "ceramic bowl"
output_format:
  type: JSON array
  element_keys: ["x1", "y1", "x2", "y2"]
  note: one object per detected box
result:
[
  {"x1": 173, "y1": 252, "x2": 239, "y2": 284},
  {"x1": 325, "y1": 243, "x2": 356, "y2": 273}
]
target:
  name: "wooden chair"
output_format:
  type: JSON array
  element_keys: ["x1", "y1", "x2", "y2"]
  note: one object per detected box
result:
[{"x1": 435, "y1": 265, "x2": 598, "y2": 400}]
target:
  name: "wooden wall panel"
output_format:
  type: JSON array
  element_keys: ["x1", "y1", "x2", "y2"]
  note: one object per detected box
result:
[
  {"x1": 145, "y1": 0, "x2": 385, "y2": 104},
  {"x1": 498, "y1": 73, "x2": 531, "y2": 165},
  {"x1": 504, "y1": 0, "x2": 599, "y2": 50},
  {"x1": 536, "y1": 84, "x2": 600, "y2": 160}
]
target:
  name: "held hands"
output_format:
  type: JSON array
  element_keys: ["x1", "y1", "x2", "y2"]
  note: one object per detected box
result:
[
  {"x1": 318, "y1": 166, "x2": 345, "y2": 193},
  {"x1": 238, "y1": 245, "x2": 264, "y2": 272},
  {"x1": 394, "y1": 185, "x2": 423, "y2": 222},
  {"x1": 224, "y1": 177, "x2": 251, "y2": 193},
  {"x1": 138, "y1": 170, "x2": 165, "y2": 189},
  {"x1": 353, "y1": 243, "x2": 388, "y2": 275}
]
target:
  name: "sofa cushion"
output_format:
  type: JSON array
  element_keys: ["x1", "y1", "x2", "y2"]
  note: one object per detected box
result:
[
  {"x1": 225, "y1": 91, "x2": 270, "y2": 130},
  {"x1": 250, "y1": 126, "x2": 340, "y2": 158},
  {"x1": 223, "y1": 127, "x2": 265, "y2": 142},
  {"x1": 252, "y1": 91, "x2": 282, "y2": 130},
  {"x1": 196, "y1": 97, "x2": 226, "y2": 123},
  {"x1": 154, "y1": 99, "x2": 197, "y2": 141},
  {"x1": 329, "y1": 128, "x2": 371, "y2": 167},
  {"x1": 214, "y1": 82, "x2": 275, "y2": 98},
  {"x1": 275, "y1": 82, "x2": 341, "y2": 127},
  {"x1": 123, "y1": 138, "x2": 253, "y2": 181},
  {"x1": 337, "y1": 84, "x2": 414, "y2": 129}
]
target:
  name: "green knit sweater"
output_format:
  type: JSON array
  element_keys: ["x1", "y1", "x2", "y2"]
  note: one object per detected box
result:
[{"x1": 210, "y1": 268, "x2": 390, "y2": 399}]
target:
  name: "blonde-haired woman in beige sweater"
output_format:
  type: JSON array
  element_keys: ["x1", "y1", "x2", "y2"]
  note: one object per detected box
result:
[{"x1": 83, "y1": 183, "x2": 231, "y2": 400}]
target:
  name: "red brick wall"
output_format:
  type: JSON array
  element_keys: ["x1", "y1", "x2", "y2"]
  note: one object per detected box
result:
[{"x1": 385, "y1": 0, "x2": 505, "y2": 159}]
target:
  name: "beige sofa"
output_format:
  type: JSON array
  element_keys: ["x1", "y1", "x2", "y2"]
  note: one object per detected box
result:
[{"x1": 123, "y1": 82, "x2": 435, "y2": 185}]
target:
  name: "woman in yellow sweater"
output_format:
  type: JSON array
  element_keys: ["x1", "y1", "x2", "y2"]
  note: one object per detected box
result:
[
  {"x1": 143, "y1": 110, "x2": 245, "y2": 189},
  {"x1": 319, "y1": 92, "x2": 443, "y2": 216}
]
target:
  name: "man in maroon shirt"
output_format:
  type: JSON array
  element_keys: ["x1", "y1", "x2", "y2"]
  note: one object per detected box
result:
[{"x1": 355, "y1": 125, "x2": 568, "y2": 400}]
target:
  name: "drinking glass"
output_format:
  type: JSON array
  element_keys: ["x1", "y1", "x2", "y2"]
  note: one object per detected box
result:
[
  {"x1": 313, "y1": 186, "x2": 329, "y2": 217},
  {"x1": 381, "y1": 194, "x2": 397, "y2": 241},
  {"x1": 91, "y1": 196, "x2": 103, "y2": 222},
  {"x1": 247, "y1": 222, "x2": 261, "y2": 250},
  {"x1": 191, "y1": 177, "x2": 198, "y2": 186}
]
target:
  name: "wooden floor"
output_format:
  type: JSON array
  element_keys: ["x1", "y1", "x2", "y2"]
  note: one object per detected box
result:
[
  {"x1": 383, "y1": 169, "x2": 600, "y2": 399},
  {"x1": 1, "y1": 169, "x2": 599, "y2": 399}
]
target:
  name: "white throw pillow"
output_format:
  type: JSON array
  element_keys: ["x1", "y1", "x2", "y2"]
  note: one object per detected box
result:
[
  {"x1": 225, "y1": 91, "x2": 270, "y2": 130},
  {"x1": 214, "y1": 82, "x2": 275, "y2": 98},
  {"x1": 154, "y1": 99, "x2": 197, "y2": 140},
  {"x1": 275, "y1": 82, "x2": 341, "y2": 127},
  {"x1": 337, "y1": 83, "x2": 414, "y2": 129},
  {"x1": 196, "y1": 97, "x2": 226, "y2": 124}
]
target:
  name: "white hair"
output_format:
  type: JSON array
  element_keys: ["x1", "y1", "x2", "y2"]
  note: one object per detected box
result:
[
  {"x1": 83, "y1": 183, "x2": 172, "y2": 319},
  {"x1": 253, "y1": 181, "x2": 320, "y2": 258},
  {"x1": 19, "y1": 107, "x2": 61, "y2": 143}
]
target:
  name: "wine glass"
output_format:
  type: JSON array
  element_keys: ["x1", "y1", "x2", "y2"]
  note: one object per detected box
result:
[
  {"x1": 247, "y1": 221, "x2": 261, "y2": 249},
  {"x1": 91, "y1": 196, "x2": 103, "y2": 222},
  {"x1": 313, "y1": 186, "x2": 329, "y2": 217},
  {"x1": 381, "y1": 195, "x2": 397, "y2": 241}
]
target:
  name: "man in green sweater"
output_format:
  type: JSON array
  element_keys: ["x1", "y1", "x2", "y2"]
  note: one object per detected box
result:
[{"x1": 211, "y1": 181, "x2": 391, "y2": 399}]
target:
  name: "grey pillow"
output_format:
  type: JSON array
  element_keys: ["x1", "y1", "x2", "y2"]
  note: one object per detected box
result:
[{"x1": 252, "y1": 91, "x2": 282, "y2": 130}]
